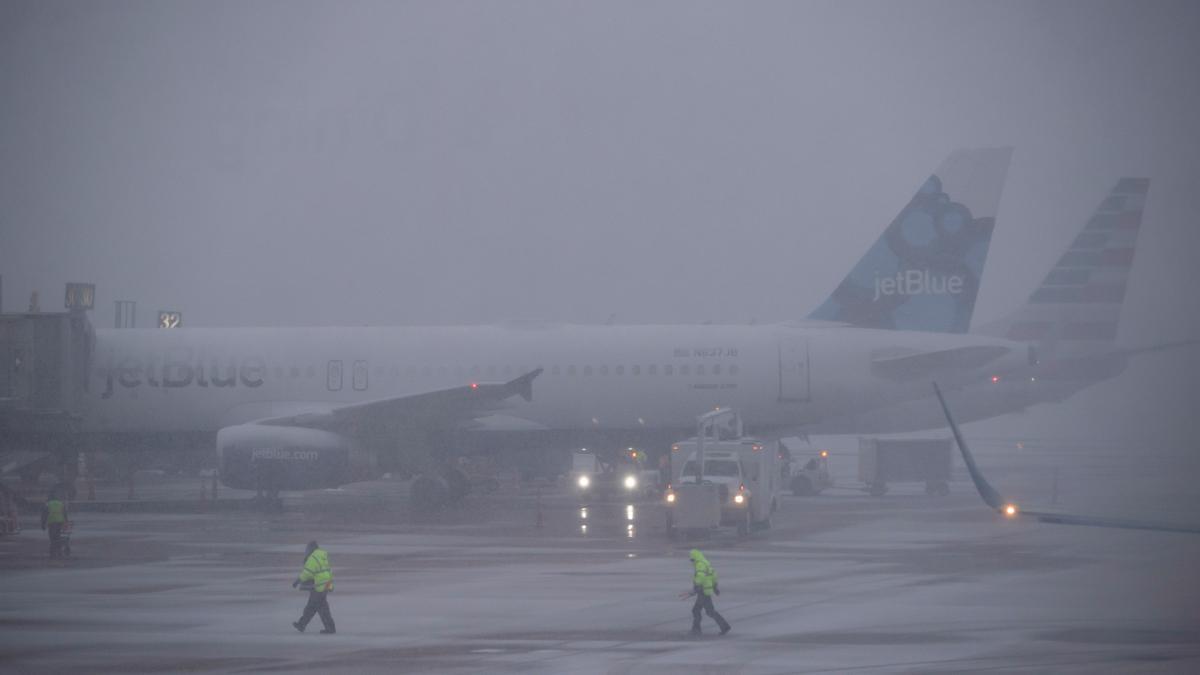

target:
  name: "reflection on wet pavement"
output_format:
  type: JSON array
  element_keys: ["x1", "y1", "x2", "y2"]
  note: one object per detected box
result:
[{"x1": 577, "y1": 502, "x2": 641, "y2": 539}]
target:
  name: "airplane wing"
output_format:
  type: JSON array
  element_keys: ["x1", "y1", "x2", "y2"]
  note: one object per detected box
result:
[
  {"x1": 932, "y1": 381, "x2": 1200, "y2": 535},
  {"x1": 871, "y1": 345, "x2": 1010, "y2": 381},
  {"x1": 254, "y1": 368, "x2": 543, "y2": 433},
  {"x1": 1118, "y1": 337, "x2": 1200, "y2": 358}
]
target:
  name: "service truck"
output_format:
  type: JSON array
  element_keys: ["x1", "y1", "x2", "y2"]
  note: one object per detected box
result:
[
  {"x1": 779, "y1": 438, "x2": 833, "y2": 496},
  {"x1": 858, "y1": 437, "x2": 952, "y2": 496},
  {"x1": 665, "y1": 436, "x2": 780, "y2": 536},
  {"x1": 570, "y1": 447, "x2": 658, "y2": 501}
]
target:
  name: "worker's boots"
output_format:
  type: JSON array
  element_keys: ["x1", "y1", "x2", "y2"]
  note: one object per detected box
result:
[{"x1": 715, "y1": 615, "x2": 731, "y2": 635}]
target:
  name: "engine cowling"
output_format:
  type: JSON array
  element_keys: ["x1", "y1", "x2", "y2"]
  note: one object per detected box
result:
[{"x1": 216, "y1": 424, "x2": 376, "y2": 491}]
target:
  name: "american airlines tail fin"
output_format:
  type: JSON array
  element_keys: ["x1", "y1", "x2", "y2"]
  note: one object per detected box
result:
[
  {"x1": 807, "y1": 147, "x2": 1012, "y2": 333},
  {"x1": 977, "y1": 178, "x2": 1149, "y2": 358}
]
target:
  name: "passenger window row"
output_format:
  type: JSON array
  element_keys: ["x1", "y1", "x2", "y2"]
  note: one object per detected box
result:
[{"x1": 270, "y1": 363, "x2": 739, "y2": 379}]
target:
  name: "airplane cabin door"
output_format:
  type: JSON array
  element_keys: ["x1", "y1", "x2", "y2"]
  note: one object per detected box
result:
[
  {"x1": 778, "y1": 336, "x2": 811, "y2": 402},
  {"x1": 352, "y1": 360, "x2": 369, "y2": 391}
]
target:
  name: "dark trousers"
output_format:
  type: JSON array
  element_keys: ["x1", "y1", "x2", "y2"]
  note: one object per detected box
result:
[
  {"x1": 298, "y1": 590, "x2": 335, "y2": 632},
  {"x1": 47, "y1": 523, "x2": 63, "y2": 559},
  {"x1": 691, "y1": 593, "x2": 730, "y2": 632}
]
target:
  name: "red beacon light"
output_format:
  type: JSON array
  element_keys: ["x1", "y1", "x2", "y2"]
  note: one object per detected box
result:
[
  {"x1": 470, "y1": 382, "x2": 479, "y2": 390},
  {"x1": 991, "y1": 375, "x2": 1000, "y2": 383}
]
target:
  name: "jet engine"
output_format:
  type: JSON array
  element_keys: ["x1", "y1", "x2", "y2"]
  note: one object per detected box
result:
[{"x1": 216, "y1": 424, "x2": 376, "y2": 491}]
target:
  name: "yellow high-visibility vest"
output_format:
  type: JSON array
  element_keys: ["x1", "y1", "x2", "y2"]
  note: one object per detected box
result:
[
  {"x1": 299, "y1": 549, "x2": 333, "y2": 592},
  {"x1": 45, "y1": 500, "x2": 66, "y2": 525}
]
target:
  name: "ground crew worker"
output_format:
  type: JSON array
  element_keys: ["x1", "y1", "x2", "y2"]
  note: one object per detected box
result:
[
  {"x1": 686, "y1": 549, "x2": 731, "y2": 635},
  {"x1": 40, "y1": 490, "x2": 69, "y2": 559},
  {"x1": 292, "y1": 540, "x2": 336, "y2": 634}
]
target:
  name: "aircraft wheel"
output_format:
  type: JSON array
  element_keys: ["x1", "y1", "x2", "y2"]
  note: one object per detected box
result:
[{"x1": 736, "y1": 511, "x2": 750, "y2": 537}]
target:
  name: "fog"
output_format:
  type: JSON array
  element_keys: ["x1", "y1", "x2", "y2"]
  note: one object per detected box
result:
[
  {"x1": 2, "y1": 0, "x2": 1199, "y2": 442},
  {"x1": 4, "y1": 6, "x2": 1200, "y2": 669}
]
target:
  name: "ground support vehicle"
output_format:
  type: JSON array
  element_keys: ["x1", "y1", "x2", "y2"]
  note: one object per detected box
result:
[
  {"x1": 858, "y1": 437, "x2": 952, "y2": 496},
  {"x1": 779, "y1": 438, "x2": 833, "y2": 496},
  {"x1": 570, "y1": 448, "x2": 658, "y2": 502},
  {"x1": 663, "y1": 482, "x2": 721, "y2": 537},
  {"x1": 666, "y1": 434, "x2": 780, "y2": 536}
]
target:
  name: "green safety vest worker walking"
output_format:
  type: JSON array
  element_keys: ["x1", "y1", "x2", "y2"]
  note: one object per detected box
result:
[
  {"x1": 683, "y1": 549, "x2": 731, "y2": 635},
  {"x1": 292, "y1": 541, "x2": 336, "y2": 634},
  {"x1": 40, "y1": 491, "x2": 70, "y2": 560}
]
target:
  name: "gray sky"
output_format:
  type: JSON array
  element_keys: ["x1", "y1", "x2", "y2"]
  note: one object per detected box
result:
[{"x1": 2, "y1": 1, "x2": 1199, "y2": 438}]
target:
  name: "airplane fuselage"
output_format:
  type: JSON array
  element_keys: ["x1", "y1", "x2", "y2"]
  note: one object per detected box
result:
[{"x1": 84, "y1": 322, "x2": 1026, "y2": 439}]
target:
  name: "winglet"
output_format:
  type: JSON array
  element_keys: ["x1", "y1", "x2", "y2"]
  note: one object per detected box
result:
[
  {"x1": 932, "y1": 381, "x2": 1006, "y2": 511},
  {"x1": 505, "y1": 368, "x2": 543, "y2": 402}
]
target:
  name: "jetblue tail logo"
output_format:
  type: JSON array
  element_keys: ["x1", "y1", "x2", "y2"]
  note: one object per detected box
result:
[
  {"x1": 809, "y1": 173, "x2": 996, "y2": 333},
  {"x1": 872, "y1": 269, "x2": 965, "y2": 302}
]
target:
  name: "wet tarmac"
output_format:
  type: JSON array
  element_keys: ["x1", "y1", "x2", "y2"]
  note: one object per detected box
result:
[{"x1": 2, "y1": 458, "x2": 1199, "y2": 673}]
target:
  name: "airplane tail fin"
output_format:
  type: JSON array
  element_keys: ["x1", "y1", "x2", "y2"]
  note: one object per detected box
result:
[
  {"x1": 977, "y1": 178, "x2": 1149, "y2": 359},
  {"x1": 807, "y1": 147, "x2": 1012, "y2": 333}
]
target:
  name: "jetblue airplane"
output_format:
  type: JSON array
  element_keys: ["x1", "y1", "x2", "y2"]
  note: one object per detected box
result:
[{"x1": 32, "y1": 149, "x2": 1041, "y2": 498}]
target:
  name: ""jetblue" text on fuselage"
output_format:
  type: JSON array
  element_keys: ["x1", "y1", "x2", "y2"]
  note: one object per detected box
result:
[{"x1": 100, "y1": 352, "x2": 266, "y2": 398}]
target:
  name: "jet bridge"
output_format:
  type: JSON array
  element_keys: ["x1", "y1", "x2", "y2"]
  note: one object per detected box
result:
[{"x1": 0, "y1": 309, "x2": 95, "y2": 434}]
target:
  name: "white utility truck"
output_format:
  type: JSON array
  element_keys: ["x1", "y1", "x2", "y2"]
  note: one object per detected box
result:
[{"x1": 664, "y1": 409, "x2": 780, "y2": 537}]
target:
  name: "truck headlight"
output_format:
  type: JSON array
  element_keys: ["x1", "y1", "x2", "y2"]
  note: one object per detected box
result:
[
  {"x1": 578, "y1": 475, "x2": 590, "y2": 489},
  {"x1": 623, "y1": 475, "x2": 637, "y2": 490}
]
